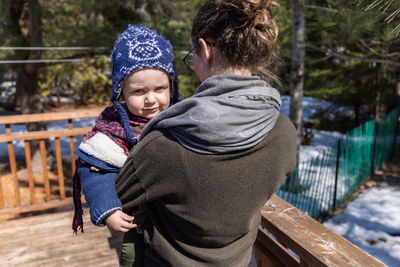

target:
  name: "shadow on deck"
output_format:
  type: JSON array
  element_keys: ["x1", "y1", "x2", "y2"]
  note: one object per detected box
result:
[{"x1": 0, "y1": 207, "x2": 122, "y2": 266}]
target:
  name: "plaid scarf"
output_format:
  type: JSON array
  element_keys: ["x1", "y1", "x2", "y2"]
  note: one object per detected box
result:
[{"x1": 83, "y1": 103, "x2": 149, "y2": 154}]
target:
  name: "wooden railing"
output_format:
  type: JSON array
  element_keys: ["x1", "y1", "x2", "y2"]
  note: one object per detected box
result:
[
  {"x1": 0, "y1": 108, "x2": 387, "y2": 266},
  {"x1": 0, "y1": 108, "x2": 103, "y2": 219},
  {"x1": 254, "y1": 194, "x2": 387, "y2": 267}
]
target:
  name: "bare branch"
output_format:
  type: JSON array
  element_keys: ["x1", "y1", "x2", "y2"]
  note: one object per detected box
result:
[
  {"x1": 307, "y1": 55, "x2": 333, "y2": 65},
  {"x1": 356, "y1": 38, "x2": 400, "y2": 57},
  {"x1": 306, "y1": 43, "x2": 400, "y2": 67},
  {"x1": 304, "y1": 5, "x2": 339, "y2": 13},
  {"x1": 305, "y1": 4, "x2": 394, "y2": 16},
  {"x1": 356, "y1": 38, "x2": 382, "y2": 57}
]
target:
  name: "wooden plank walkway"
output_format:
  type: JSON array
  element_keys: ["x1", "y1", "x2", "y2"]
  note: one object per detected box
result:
[{"x1": 0, "y1": 207, "x2": 123, "y2": 266}]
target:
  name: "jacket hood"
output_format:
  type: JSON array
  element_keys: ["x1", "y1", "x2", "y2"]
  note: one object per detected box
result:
[{"x1": 139, "y1": 74, "x2": 281, "y2": 154}]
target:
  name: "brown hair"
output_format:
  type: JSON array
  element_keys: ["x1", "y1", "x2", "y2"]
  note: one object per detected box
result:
[{"x1": 192, "y1": 0, "x2": 280, "y2": 79}]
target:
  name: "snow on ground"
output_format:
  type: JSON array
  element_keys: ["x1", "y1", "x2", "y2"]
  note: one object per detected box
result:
[
  {"x1": 280, "y1": 95, "x2": 347, "y2": 123},
  {"x1": 281, "y1": 95, "x2": 346, "y2": 162},
  {"x1": 300, "y1": 130, "x2": 344, "y2": 162},
  {"x1": 324, "y1": 184, "x2": 400, "y2": 266}
]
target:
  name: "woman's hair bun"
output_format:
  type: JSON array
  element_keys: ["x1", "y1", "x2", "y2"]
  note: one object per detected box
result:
[
  {"x1": 192, "y1": 0, "x2": 280, "y2": 72},
  {"x1": 215, "y1": 0, "x2": 279, "y2": 41}
]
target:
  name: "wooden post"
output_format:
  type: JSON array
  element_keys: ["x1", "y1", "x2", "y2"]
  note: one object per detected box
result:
[
  {"x1": 68, "y1": 119, "x2": 76, "y2": 175},
  {"x1": 39, "y1": 140, "x2": 51, "y2": 202},
  {"x1": 24, "y1": 141, "x2": 36, "y2": 205},
  {"x1": 0, "y1": 167, "x2": 4, "y2": 209},
  {"x1": 5, "y1": 124, "x2": 21, "y2": 206},
  {"x1": 55, "y1": 137, "x2": 66, "y2": 200}
]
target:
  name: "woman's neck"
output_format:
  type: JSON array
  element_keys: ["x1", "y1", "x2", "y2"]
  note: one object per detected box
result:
[{"x1": 214, "y1": 66, "x2": 252, "y2": 77}]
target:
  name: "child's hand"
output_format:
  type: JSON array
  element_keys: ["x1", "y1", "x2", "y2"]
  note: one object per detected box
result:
[{"x1": 105, "y1": 210, "x2": 136, "y2": 235}]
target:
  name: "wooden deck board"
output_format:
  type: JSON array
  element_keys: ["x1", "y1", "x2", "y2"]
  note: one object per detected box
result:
[{"x1": 0, "y1": 207, "x2": 123, "y2": 266}]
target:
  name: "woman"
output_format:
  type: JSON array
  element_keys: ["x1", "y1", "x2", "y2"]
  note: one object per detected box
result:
[{"x1": 116, "y1": 0, "x2": 297, "y2": 266}]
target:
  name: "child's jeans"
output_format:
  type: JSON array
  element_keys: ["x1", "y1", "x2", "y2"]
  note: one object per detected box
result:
[{"x1": 119, "y1": 229, "x2": 145, "y2": 267}]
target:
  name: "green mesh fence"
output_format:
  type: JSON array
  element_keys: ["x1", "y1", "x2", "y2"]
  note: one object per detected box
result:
[{"x1": 277, "y1": 107, "x2": 400, "y2": 219}]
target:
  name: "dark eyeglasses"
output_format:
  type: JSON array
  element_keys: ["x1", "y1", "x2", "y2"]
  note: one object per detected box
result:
[{"x1": 183, "y1": 41, "x2": 216, "y2": 72}]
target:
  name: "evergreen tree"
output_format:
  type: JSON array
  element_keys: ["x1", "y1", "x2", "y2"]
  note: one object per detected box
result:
[{"x1": 278, "y1": 0, "x2": 400, "y2": 129}]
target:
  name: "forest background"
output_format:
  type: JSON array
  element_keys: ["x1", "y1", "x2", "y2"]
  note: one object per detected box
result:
[{"x1": 0, "y1": 0, "x2": 399, "y2": 139}]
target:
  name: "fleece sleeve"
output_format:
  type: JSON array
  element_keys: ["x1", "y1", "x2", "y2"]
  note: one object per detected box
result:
[{"x1": 78, "y1": 162, "x2": 122, "y2": 226}]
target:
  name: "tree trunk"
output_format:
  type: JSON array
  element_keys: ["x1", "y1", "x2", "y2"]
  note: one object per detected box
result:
[
  {"x1": 375, "y1": 88, "x2": 381, "y2": 120},
  {"x1": 10, "y1": 0, "x2": 44, "y2": 114},
  {"x1": 10, "y1": 0, "x2": 55, "y2": 173},
  {"x1": 289, "y1": 0, "x2": 306, "y2": 163}
]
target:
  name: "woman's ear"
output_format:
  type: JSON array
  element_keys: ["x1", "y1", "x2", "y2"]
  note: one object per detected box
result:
[{"x1": 198, "y1": 38, "x2": 213, "y2": 65}]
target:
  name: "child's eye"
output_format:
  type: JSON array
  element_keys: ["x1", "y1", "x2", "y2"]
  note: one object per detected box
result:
[
  {"x1": 155, "y1": 87, "x2": 167, "y2": 91},
  {"x1": 132, "y1": 89, "x2": 144, "y2": 94}
]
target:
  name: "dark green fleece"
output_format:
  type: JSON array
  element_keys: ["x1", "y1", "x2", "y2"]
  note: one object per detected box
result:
[{"x1": 116, "y1": 113, "x2": 297, "y2": 266}]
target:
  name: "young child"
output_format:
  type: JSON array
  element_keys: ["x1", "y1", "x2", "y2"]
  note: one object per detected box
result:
[{"x1": 72, "y1": 24, "x2": 180, "y2": 266}]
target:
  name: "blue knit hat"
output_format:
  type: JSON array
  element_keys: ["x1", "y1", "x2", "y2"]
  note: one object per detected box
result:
[{"x1": 111, "y1": 24, "x2": 180, "y2": 146}]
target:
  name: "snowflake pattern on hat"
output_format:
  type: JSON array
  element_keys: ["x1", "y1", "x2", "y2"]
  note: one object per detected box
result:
[{"x1": 127, "y1": 37, "x2": 162, "y2": 61}]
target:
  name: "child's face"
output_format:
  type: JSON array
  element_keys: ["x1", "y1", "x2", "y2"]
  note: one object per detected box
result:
[{"x1": 122, "y1": 68, "x2": 171, "y2": 119}]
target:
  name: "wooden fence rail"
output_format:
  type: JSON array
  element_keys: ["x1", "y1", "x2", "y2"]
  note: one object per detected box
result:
[{"x1": 0, "y1": 108, "x2": 103, "y2": 219}]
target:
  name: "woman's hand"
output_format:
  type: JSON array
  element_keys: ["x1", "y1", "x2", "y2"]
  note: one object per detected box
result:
[{"x1": 105, "y1": 210, "x2": 136, "y2": 235}]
